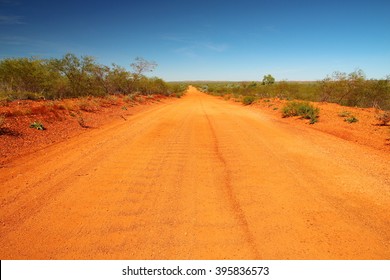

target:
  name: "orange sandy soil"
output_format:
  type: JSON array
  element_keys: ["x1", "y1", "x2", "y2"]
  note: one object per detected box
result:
[
  {"x1": 0, "y1": 87, "x2": 389, "y2": 260},
  {"x1": 241, "y1": 97, "x2": 390, "y2": 152},
  {"x1": 0, "y1": 94, "x2": 171, "y2": 165}
]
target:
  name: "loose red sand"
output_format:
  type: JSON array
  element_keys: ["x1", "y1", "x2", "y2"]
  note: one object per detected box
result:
[
  {"x1": 248, "y1": 97, "x2": 390, "y2": 152},
  {"x1": 0, "y1": 94, "x2": 171, "y2": 165},
  {"x1": 1, "y1": 94, "x2": 388, "y2": 166},
  {"x1": 1, "y1": 87, "x2": 389, "y2": 259}
]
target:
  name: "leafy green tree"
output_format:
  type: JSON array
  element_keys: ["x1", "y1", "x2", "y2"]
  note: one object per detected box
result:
[
  {"x1": 368, "y1": 76, "x2": 390, "y2": 109},
  {"x1": 130, "y1": 57, "x2": 158, "y2": 94},
  {"x1": 0, "y1": 57, "x2": 63, "y2": 99},
  {"x1": 51, "y1": 53, "x2": 99, "y2": 97},
  {"x1": 149, "y1": 77, "x2": 169, "y2": 95},
  {"x1": 324, "y1": 69, "x2": 366, "y2": 106},
  {"x1": 52, "y1": 53, "x2": 117, "y2": 97},
  {"x1": 275, "y1": 80, "x2": 298, "y2": 99},
  {"x1": 90, "y1": 64, "x2": 110, "y2": 95},
  {"x1": 345, "y1": 69, "x2": 366, "y2": 106},
  {"x1": 319, "y1": 71, "x2": 349, "y2": 105},
  {"x1": 318, "y1": 69, "x2": 390, "y2": 108},
  {"x1": 106, "y1": 64, "x2": 131, "y2": 94},
  {"x1": 0, "y1": 54, "x2": 174, "y2": 100},
  {"x1": 130, "y1": 57, "x2": 157, "y2": 77},
  {"x1": 262, "y1": 74, "x2": 275, "y2": 85}
]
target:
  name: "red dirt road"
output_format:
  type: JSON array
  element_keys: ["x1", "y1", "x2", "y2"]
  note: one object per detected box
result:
[{"x1": 1, "y1": 87, "x2": 389, "y2": 259}]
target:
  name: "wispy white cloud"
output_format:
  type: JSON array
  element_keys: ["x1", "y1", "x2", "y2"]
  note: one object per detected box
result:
[
  {"x1": 0, "y1": 35, "x2": 74, "y2": 58},
  {"x1": 0, "y1": 35, "x2": 32, "y2": 45},
  {"x1": 201, "y1": 42, "x2": 228, "y2": 52},
  {"x1": 161, "y1": 35, "x2": 187, "y2": 43},
  {"x1": 174, "y1": 46, "x2": 200, "y2": 59},
  {"x1": 0, "y1": 15, "x2": 24, "y2": 24},
  {"x1": 163, "y1": 34, "x2": 229, "y2": 58}
]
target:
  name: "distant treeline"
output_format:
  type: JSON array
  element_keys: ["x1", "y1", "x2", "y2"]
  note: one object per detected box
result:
[
  {"x1": 196, "y1": 70, "x2": 390, "y2": 110},
  {"x1": 0, "y1": 54, "x2": 186, "y2": 101}
]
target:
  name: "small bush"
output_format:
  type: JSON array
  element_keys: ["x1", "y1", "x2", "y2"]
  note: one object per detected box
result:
[
  {"x1": 29, "y1": 121, "x2": 45, "y2": 130},
  {"x1": 223, "y1": 94, "x2": 232, "y2": 100},
  {"x1": 124, "y1": 94, "x2": 136, "y2": 102},
  {"x1": 242, "y1": 96, "x2": 256, "y2": 105},
  {"x1": 376, "y1": 111, "x2": 390, "y2": 126},
  {"x1": 344, "y1": 116, "x2": 359, "y2": 123},
  {"x1": 174, "y1": 92, "x2": 184, "y2": 98},
  {"x1": 282, "y1": 101, "x2": 320, "y2": 124},
  {"x1": 17, "y1": 91, "x2": 45, "y2": 101}
]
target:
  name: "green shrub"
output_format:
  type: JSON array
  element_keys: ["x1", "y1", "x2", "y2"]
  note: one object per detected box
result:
[
  {"x1": 282, "y1": 101, "x2": 320, "y2": 124},
  {"x1": 29, "y1": 121, "x2": 45, "y2": 130},
  {"x1": 174, "y1": 92, "x2": 184, "y2": 98},
  {"x1": 0, "y1": 54, "x2": 174, "y2": 101},
  {"x1": 338, "y1": 111, "x2": 360, "y2": 123},
  {"x1": 375, "y1": 111, "x2": 390, "y2": 126},
  {"x1": 223, "y1": 94, "x2": 232, "y2": 100},
  {"x1": 242, "y1": 95, "x2": 256, "y2": 105},
  {"x1": 124, "y1": 93, "x2": 136, "y2": 102},
  {"x1": 344, "y1": 116, "x2": 358, "y2": 123}
]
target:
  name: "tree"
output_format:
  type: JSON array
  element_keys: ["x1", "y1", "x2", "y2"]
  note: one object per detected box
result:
[
  {"x1": 0, "y1": 57, "x2": 62, "y2": 99},
  {"x1": 130, "y1": 57, "x2": 157, "y2": 77},
  {"x1": 51, "y1": 53, "x2": 99, "y2": 97},
  {"x1": 130, "y1": 57, "x2": 158, "y2": 94},
  {"x1": 262, "y1": 74, "x2": 275, "y2": 85},
  {"x1": 345, "y1": 69, "x2": 366, "y2": 106},
  {"x1": 106, "y1": 64, "x2": 131, "y2": 94}
]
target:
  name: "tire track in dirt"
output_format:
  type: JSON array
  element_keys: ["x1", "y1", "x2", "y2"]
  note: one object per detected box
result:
[
  {"x1": 200, "y1": 96, "x2": 261, "y2": 259},
  {"x1": 198, "y1": 93, "x2": 390, "y2": 259},
  {"x1": 0, "y1": 102, "x2": 177, "y2": 236}
]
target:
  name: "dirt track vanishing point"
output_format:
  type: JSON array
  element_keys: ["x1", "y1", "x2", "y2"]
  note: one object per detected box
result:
[{"x1": 1, "y1": 86, "x2": 389, "y2": 259}]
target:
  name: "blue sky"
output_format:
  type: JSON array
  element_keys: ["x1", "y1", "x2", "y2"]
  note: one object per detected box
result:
[{"x1": 1, "y1": 0, "x2": 389, "y2": 81}]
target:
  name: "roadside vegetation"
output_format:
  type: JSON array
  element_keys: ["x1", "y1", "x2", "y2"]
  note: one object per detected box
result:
[
  {"x1": 282, "y1": 101, "x2": 319, "y2": 124},
  {"x1": 195, "y1": 70, "x2": 390, "y2": 111},
  {"x1": 0, "y1": 54, "x2": 188, "y2": 133},
  {"x1": 375, "y1": 111, "x2": 390, "y2": 126},
  {"x1": 242, "y1": 95, "x2": 256, "y2": 105},
  {"x1": 29, "y1": 121, "x2": 46, "y2": 130},
  {"x1": 0, "y1": 54, "x2": 185, "y2": 102},
  {"x1": 194, "y1": 70, "x2": 389, "y2": 124}
]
